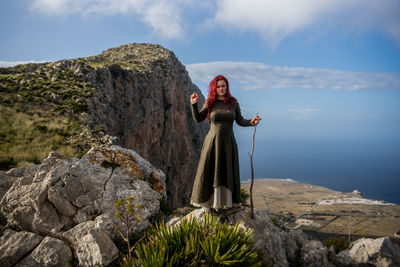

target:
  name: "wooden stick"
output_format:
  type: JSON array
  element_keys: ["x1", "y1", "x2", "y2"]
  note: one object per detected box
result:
[{"x1": 249, "y1": 113, "x2": 258, "y2": 219}]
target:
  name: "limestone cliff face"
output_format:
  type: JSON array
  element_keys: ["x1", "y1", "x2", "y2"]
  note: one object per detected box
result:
[{"x1": 83, "y1": 44, "x2": 208, "y2": 207}]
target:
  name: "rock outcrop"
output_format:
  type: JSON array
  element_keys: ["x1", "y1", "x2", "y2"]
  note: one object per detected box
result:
[
  {"x1": 82, "y1": 44, "x2": 208, "y2": 207},
  {"x1": 0, "y1": 145, "x2": 165, "y2": 266},
  {"x1": 336, "y1": 237, "x2": 400, "y2": 266}
]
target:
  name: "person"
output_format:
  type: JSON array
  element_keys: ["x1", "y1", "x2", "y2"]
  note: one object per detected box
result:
[{"x1": 190, "y1": 75, "x2": 261, "y2": 210}]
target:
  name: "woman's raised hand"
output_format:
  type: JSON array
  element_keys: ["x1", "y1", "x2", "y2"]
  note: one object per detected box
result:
[
  {"x1": 251, "y1": 115, "x2": 261, "y2": 126},
  {"x1": 190, "y1": 92, "x2": 198, "y2": 104}
]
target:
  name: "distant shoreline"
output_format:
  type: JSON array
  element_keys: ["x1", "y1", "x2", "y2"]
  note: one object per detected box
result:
[{"x1": 241, "y1": 178, "x2": 396, "y2": 205}]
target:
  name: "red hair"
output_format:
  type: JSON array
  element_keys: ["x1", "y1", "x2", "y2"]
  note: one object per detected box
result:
[{"x1": 206, "y1": 75, "x2": 237, "y2": 119}]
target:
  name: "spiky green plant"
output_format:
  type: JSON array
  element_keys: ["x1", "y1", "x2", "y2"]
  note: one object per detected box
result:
[{"x1": 132, "y1": 213, "x2": 264, "y2": 266}]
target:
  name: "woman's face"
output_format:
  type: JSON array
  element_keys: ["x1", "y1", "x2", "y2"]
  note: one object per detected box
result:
[{"x1": 216, "y1": 80, "x2": 227, "y2": 97}]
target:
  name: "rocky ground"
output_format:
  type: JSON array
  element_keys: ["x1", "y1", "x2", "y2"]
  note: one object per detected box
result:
[
  {"x1": 241, "y1": 179, "x2": 400, "y2": 241},
  {"x1": 1, "y1": 147, "x2": 400, "y2": 266}
]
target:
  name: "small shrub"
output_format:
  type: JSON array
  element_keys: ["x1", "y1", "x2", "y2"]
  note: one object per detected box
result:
[
  {"x1": 240, "y1": 188, "x2": 250, "y2": 206},
  {"x1": 35, "y1": 124, "x2": 48, "y2": 132},
  {"x1": 269, "y1": 215, "x2": 279, "y2": 227},
  {"x1": 93, "y1": 125, "x2": 105, "y2": 134},
  {"x1": 323, "y1": 237, "x2": 350, "y2": 253},
  {"x1": 114, "y1": 196, "x2": 146, "y2": 263},
  {"x1": 76, "y1": 149, "x2": 90, "y2": 159}
]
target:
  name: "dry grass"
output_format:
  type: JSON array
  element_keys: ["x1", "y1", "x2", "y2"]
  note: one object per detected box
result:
[{"x1": 0, "y1": 105, "x2": 81, "y2": 170}]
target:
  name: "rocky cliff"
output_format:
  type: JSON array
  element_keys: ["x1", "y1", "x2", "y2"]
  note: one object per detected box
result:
[{"x1": 0, "y1": 43, "x2": 209, "y2": 207}]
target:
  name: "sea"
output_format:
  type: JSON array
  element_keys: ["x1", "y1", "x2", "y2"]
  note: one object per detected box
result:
[{"x1": 238, "y1": 138, "x2": 400, "y2": 205}]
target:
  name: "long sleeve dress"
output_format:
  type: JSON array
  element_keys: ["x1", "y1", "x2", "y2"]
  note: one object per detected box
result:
[{"x1": 191, "y1": 99, "x2": 253, "y2": 208}]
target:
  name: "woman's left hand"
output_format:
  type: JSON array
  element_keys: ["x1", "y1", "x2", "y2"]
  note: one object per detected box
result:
[{"x1": 251, "y1": 115, "x2": 261, "y2": 126}]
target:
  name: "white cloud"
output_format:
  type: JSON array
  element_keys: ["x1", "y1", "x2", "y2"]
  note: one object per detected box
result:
[
  {"x1": 0, "y1": 60, "x2": 47, "y2": 67},
  {"x1": 30, "y1": 0, "x2": 145, "y2": 15},
  {"x1": 29, "y1": 0, "x2": 186, "y2": 39},
  {"x1": 212, "y1": 0, "x2": 400, "y2": 48},
  {"x1": 142, "y1": 1, "x2": 184, "y2": 39},
  {"x1": 27, "y1": 0, "x2": 400, "y2": 45},
  {"x1": 186, "y1": 61, "x2": 400, "y2": 91}
]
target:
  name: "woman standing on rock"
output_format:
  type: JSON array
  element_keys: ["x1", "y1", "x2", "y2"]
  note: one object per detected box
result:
[{"x1": 190, "y1": 75, "x2": 261, "y2": 210}]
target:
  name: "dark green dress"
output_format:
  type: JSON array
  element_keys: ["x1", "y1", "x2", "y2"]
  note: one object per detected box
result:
[{"x1": 191, "y1": 100, "x2": 253, "y2": 208}]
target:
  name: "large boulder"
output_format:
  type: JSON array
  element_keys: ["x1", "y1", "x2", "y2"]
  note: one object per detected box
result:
[
  {"x1": 0, "y1": 145, "x2": 165, "y2": 266},
  {"x1": 336, "y1": 237, "x2": 400, "y2": 266}
]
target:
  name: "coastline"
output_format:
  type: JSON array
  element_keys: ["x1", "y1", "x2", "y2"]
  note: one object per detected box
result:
[
  {"x1": 241, "y1": 178, "x2": 400, "y2": 238},
  {"x1": 242, "y1": 177, "x2": 396, "y2": 205}
]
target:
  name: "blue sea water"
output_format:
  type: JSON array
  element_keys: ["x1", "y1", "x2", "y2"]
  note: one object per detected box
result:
[{"x1": 238, "y1": 139, "x2": 400, "y2": 204}]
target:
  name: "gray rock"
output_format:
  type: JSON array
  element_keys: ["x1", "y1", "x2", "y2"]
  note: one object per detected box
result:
[
  {"x1": 300, "y1": 240, "x2": 333, "y2": 267},
  {"x1": 5, "y1": 164, "x2": 38, "y2": 178},
  {"x1": 76, "y1": 229, "x2": 119, "y2": 267},
  {"x1": 1, "y1": 145, "x2": 164, "y2": 264},
  {"x1": 15, "y1": 236, "x2": 72, "y2": 267},
  {"x1": 62, "y1": 220, "x2": 97, "y2": 245},
  {"x1": 336, "y1": 237, "x2": 400, "y2": 267},
  {"x1": 1, "y1": 145, "x2": 164, "y2": 235},
  {"x1": 0, "y1": 171, "x2": 17, "y2": 200},
  {"x1": 1, "y1": 153, "x2": 75, "y2": 233},
  {"x1": 47, "y1": 186, "x2": 77, "y2": 217},
  {"x1": 0, "y1": 229, "x2": 44, "y2": 266}
]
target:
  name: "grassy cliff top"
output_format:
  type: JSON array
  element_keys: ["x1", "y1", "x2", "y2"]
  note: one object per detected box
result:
[{"x1": 79, "y1": 43, "x2": 173, "y2": 71}]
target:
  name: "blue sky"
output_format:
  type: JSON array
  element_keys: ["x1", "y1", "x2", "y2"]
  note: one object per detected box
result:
[{"x1": 1, "y1": 0, "x2": 400, "y2": 197}]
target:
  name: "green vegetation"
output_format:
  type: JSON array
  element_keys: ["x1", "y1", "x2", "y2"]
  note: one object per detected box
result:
[
  {"x1": 80, "y1": 43, "x2": 171, "y2": 72},
  {"x1": 127, "y1": 213, "x2": 264, "y2": 266},
  {"x1": 323, "y1": 237, "x2": 350, "y2": 253},
  {"x1": 240, "y1": 188, "x2": 250, "y2": 206},
  {"x1": 0, "y1": 60, "x2": 100, "y2": 170},
  {"x1": 0, "y1": 105, "x2": 84, "y2": 170},
  {"x1": 0, "y1": 62, "x2": 95, "y2": 116},
  {"x1": 114, "y1": 197, "x2": 145, "y2": 263}
]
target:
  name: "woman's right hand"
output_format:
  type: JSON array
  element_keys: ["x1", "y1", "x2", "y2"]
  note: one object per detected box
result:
[{"x1": 190, "y1": 92, "x2": 198, "y2": 104}]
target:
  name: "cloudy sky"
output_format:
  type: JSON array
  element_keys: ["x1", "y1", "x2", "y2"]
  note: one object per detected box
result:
[{"x1": 1, "y1": 0, "x2": 400, "y2": 195}]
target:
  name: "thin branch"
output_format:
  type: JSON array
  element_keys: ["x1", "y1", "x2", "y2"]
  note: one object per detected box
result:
[{"x1": 249, "y1": 112, "x2": 258, "y2": 219}]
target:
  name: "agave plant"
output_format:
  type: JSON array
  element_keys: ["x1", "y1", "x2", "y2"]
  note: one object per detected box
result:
[{"x1": 132, "y1": 213, "x2": 264, "y2": 266}]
